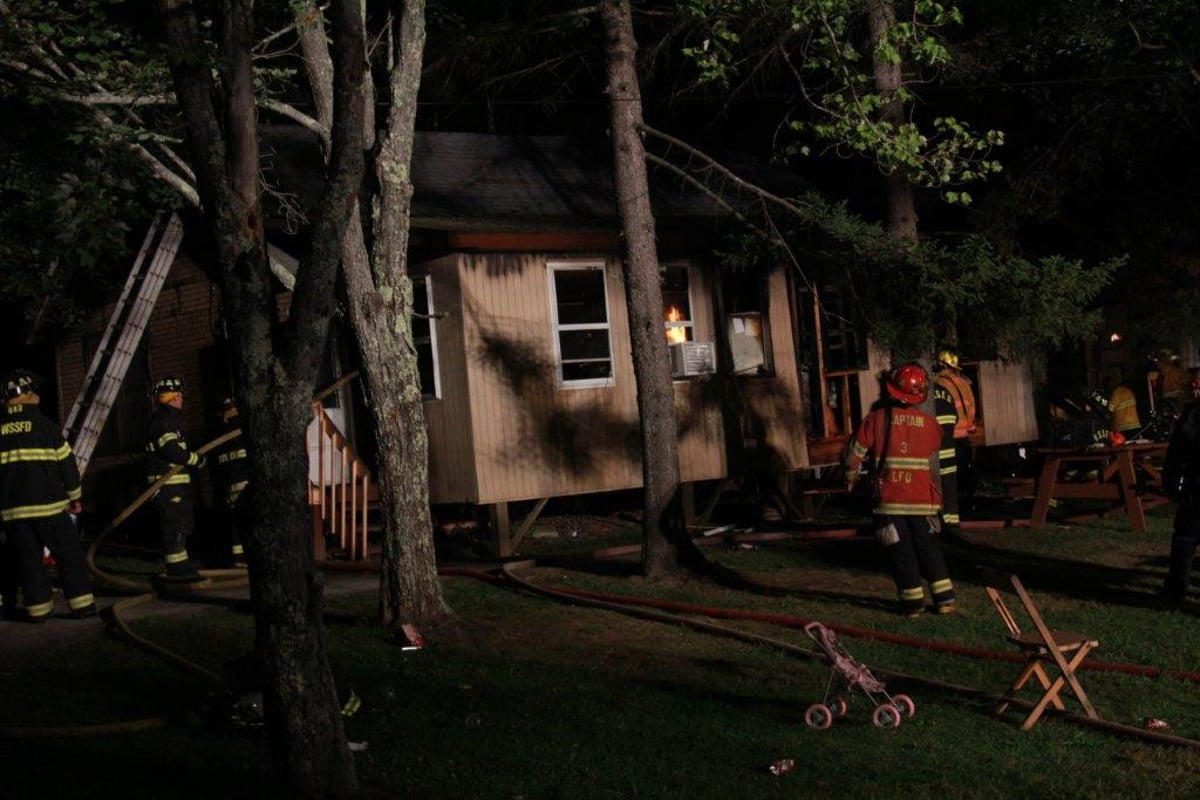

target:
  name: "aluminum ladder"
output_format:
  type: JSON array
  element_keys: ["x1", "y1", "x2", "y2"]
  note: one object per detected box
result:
[{"x1": 64, "y1": 212, "x2": 183, "y2": 475}]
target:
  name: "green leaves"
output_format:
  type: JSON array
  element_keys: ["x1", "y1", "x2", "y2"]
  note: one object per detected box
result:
[{"x1": 681, "y1": 0, "x2": 1005, "y2": 203}]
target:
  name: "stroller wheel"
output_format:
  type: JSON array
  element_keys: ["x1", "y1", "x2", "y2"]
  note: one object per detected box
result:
[
  {"x1": 829, "y1": 696, "x2": 849, "y2": 717},
  {"x1": 804, "y1": 703, "x2": 833, "y2": 730},
  {"x1": 892, "y1": 694, "x2": 916, "y2": 719},
  {"x1": 872, "y1": 704, "x2": 902, "y2": 729}
]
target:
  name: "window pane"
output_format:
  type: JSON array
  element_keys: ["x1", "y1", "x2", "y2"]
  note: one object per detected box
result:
[
  {"x1": 412, "y1": 281, "x2": 430, "y2": 340},
  {"x1": 554, "y1": 269, "x2": 608, "y2": 325},
  {"x1": 417, "y1": 346, "x2": 435, "y2": 395},
  {"x1": 559, "y1": 329, "x2": 612, "y2": 361},
  {"x1": 562, "y1": 361, "x2": 613, "y2": 382}
]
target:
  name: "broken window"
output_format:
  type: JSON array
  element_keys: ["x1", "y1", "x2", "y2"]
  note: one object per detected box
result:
[{"x1": 549, "y1": 261, "x2": 614, "y2": 387}]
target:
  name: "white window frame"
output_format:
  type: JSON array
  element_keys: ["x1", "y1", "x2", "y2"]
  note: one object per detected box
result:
[
  {"x1": 661, "y1": 263, "x2": 695, "y2": 345},
  {"x1": 547, "y1": 260, "x2": 615, "y2": 389},
  {"x1": 413, "y1": 274, "x2": 441, "y2": 400}
]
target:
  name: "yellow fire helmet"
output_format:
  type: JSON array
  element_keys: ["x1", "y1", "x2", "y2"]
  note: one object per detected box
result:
[{"x1": 935, "y1": 350, "x2": 960, "y2": 370}]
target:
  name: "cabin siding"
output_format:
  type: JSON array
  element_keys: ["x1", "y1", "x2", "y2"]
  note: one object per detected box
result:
[
  {"x1": 453, "y1": 253, "x2": 739, "y2": 505},
  {"x1": 422, "y1": 254, "x2": 478, "y2": 503},
  {"x1": 738, "y1": 265, "x2": 810, "y2": 471},
  {"x1": 977, "y1": 360, "x2": 1039, "y2": 445}
]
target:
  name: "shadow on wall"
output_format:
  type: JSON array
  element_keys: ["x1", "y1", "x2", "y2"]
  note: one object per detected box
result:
[{"x1": 476, "y1": 327, "x2": 640, "y2": 478}]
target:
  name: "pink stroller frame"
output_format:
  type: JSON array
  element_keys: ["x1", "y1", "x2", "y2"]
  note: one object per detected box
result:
[{"x1": 803, "y1": 621, "x2": 916, "y2": 729}]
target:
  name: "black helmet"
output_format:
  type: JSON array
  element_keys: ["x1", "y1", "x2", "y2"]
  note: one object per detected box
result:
[{"x1": 5, "y1": 369, "x2": 40, "y2": 400}]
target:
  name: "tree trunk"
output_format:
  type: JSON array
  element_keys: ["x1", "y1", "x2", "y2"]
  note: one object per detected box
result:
[
  {"x1": 157, "y1": 0, "x2": 364, "y2": 795},
  {"x1": 600, "y1": 0, "x2": 704, "y2": 577},
  {"x1": 296, "y1": 0, "x2": 449, "y2": 629},
  {"x1": 868, "y1": 0, "x2": 918, "y2": 241}
]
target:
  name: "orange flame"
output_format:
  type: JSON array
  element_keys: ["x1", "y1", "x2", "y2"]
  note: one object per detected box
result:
[{"x1": 665, "y1": 306, "x2": 687, "y2": 344}]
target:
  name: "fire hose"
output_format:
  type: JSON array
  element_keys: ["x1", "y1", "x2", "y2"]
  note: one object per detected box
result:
[
  {"x1": 0, "y1": 432, "x2": 252, "y2": 739},
  {"x1": 484, "y1": 558, "x2": 1200, "y2": 750}
]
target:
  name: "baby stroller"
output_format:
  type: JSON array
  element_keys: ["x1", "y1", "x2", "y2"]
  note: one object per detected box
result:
[{"x1": 803, "y1": 621, "x2": 916, "y2": 730}]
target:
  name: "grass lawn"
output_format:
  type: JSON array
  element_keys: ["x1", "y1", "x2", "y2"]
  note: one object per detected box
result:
[{"x1": 3, "y1": 499, "x2": 1200, "y2": 799}]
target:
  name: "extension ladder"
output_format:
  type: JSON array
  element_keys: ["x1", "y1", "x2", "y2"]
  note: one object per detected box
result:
[{"x1": 63, "y1": 212, "x2": 183, "y2": 475}]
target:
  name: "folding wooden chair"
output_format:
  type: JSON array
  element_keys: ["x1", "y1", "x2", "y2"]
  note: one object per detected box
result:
[{"x1": 978, "y1": 567, "x2": 1100, "y2": 730}]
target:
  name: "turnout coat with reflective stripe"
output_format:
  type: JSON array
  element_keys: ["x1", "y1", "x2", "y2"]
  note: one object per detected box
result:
[
  {"x1": 213, "y1": 416, "x2": 249, "y2": 505},
  {"x1": 935, "y1": 371, "x2": 976, "y2": 439},
  {"x1": 0, "y1": 403, "x2": 82, "y2": 522},
  {"x1": 846, "y1": 404, "x2": 942, "y2": 516},
  {"x1": 147, "y1": 403, "x2": 200, "y2": 485}
]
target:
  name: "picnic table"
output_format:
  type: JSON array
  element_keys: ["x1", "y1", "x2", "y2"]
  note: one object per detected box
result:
[{"x1": 1012, "y1": 442, "x2": 1169, "y2": 532}]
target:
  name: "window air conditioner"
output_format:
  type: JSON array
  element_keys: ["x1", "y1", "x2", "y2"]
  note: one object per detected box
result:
[{"x1": 669, "y1": 341, "x2": 716, "y2": 378}]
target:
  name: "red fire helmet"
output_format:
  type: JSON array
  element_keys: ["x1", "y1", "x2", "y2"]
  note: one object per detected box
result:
[{"x1": 886, "y1": 362, "x2": 930, "y2": 405}]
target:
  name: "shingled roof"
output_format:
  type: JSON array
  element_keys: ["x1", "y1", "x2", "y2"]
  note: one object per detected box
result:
[{"x1": 262, "y1": 126, "x2": 731, "y2": 233}]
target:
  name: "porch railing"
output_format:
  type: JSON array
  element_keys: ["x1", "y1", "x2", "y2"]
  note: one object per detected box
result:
[{"x1": 309, "y1": 400, "x2": 373, "y2": 561}]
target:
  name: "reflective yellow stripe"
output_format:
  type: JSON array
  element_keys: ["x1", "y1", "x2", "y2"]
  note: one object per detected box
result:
[
  {"x1": 231, "y1": 544, "x2": 245, "y2": 555},
  {"x1": 156, "y1": 432, "x2": 180, "y2": 448},
  {"x1": 930, "y1": 579, "x2": 954, "y2": 594},
  {"x1": 164, "y1": 550, "x2": 190, "y2": 565},
  {"x1": 936, "y1": 414, "x2": 957, "y2": 425},
  {"x1": 148, "y1": 474, "x2": 192, "y2": 485},
  {"x1": 877, "y1": 503, "x2": 941, "y2": 515},
  {"x1": 900, "y1": 587, "x2": 926, "y2": 601},
  {"x1": 67, "y1": 593, "x2": 96, "y2": 610},
  {"x1": 943, "y1": 513, "x2": 960, "y2": 524},
  {"x1": 940, "y1": 465, "x2": 957, "y2": 476},
  {"x1": 218, "y1": 449, "x2": 248, "y2": 464},
  {"x1": 938, "y1": 448, "x2": 956, "y2": 459},
  {"x1": 884, "y1": 457, "x2": 931, "y2": 469},
  {"x1": 0, "y1": 445, "x2": 71, "y2": 464},
  {"x1": 26, "y1": 600, "x2": 54, "y2": 618},
  {"x1": 1, "y1": 499, "x2": 71, "y2": 521}
]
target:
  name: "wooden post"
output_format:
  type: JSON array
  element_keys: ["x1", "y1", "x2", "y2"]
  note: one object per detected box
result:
[
  {"x1": 312, "y1": 503, "x2": 326, "y2": 562},
  {"x1": 489, "y1": 502, "x2": 512, "y2": 558},
  {"x1": 1115, "y1": 450, "x2": 1146, "y2": 532}
]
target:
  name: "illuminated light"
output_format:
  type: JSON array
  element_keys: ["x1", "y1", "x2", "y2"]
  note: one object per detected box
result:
[
  {"x1": 665, "y1": 305, "x2": 687, "y2": 344},
  {"x1": 1109, "y1": 332, "x2": 1122, "y2": 344}
]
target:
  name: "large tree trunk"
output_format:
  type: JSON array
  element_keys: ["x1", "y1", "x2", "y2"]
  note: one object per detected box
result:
[
  {"x1": 157, "y1": 0, "x2": 365, "y2": 795},
  {"x1": 868, "y1": 0, "x2": 918, "y2": 241},
  {"x1": 600, "y1": 0, "x2": 704, "y2": 577},
  {"x1": 296, "y1": 0, "x2": 448, "y2": 629}
]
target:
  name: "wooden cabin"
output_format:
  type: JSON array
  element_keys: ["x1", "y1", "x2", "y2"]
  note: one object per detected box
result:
[
  {"x1": 55, "y1": 131, "x2": 1043, "y2": 555},
  {"x1": 55, "y1": 132, "x2": 811, "y2": 554}
]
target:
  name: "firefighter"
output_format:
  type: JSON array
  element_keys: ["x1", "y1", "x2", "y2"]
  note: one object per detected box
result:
[
  {"x1": 211, "y1": 397, "x2": 250, "y2": 567},
  {"x1": 147, "y1": 376, "x2": 205, "y2": 581},
  {"x1": 1156, "y1": 351, "x2": 1190, "y2": 417},
  {"x1": 845, "y1": 363, "x2": 955, "y2": 617},
  {"x1": 0, "y1": 369, "x2": 95, "y2": 622},
  {"x1": 932, "y1": 349, "x2": 977, "y2": 524},
  {"x1": 1105, "y1": 374, "x2": 1142, "y2": 438},
  {"x1": 1161, "y1": 375, "x2": 1200, "y2": 606}
]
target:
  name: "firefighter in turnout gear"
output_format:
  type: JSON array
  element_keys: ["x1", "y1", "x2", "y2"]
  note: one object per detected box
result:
[
  {"x1": 932, "y1": 350, "x2": 976, "y2": 527},
  {"x1": 147, "y1": 376, "x2": 205, "y2": 581},
  {"x1": 0, "y1": 370, "x2": 95, "y2": 622},
  {"x1": 1106, "y1": 374, "x2": 1142, "y2": 437},
  {"x1": 845, "y1": 363, "x2": 956, "y2": 617},
  {"x1": 212, "y1": 397, "x2": 250, "y2": 567},
  {"x1": 1156, "y1": 351, "x2": 1190, "y2": 417}
]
